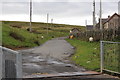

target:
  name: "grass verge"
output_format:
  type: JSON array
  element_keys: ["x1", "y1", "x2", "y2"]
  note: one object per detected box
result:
[
  {"x1": 2, "y1": 23, "x2": 51, "y2": 49},
  {"x1": 66, "y1": 38, "x2": 100, "y2": 71}
]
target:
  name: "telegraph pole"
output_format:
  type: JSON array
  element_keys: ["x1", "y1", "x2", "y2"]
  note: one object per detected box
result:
[
  {"x1": 47, "y1": 13, "x2": 49, "y2": 34},
  {"x1": 100, "y1": 0, "x2": 102, "y2": 30},
  {"x1": 118, "y1": 1, "x2": 120, "y2": 14},
  {"x1": 100, "y1": 0, "x2": 103, "y2": 40},
  {"x1": 29, "y1": 0, "x2": 32, "y2": 32},
  {"x1": 51, "y1": 19, "x2": 53, "y2": 24},
  {"x1": 93, "y1": 0, "x2": 96, "y2": 30},
  {"x1": 51, "y1": 18, "x2": 53, "y2": 28},
  {"x1": 85, "y1": 20, "x2": 87, "y2": 26}
]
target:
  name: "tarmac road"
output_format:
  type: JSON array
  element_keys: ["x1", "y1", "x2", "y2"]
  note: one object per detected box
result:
[{"x1": 19, "y1": 37, "x2": 86, "y2": 77}]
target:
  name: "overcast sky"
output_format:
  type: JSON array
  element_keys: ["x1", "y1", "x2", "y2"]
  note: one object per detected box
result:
[{"x1": 0, "y1": 0, "x2": 120, "y2": 26}]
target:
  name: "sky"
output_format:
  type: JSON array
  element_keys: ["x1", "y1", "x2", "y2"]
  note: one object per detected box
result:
[{"x1": 0, "y1": 0, "x2": 120, "y2": 26}]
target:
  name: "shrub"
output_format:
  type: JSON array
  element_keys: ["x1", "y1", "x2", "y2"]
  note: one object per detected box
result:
[
  {"x1": 34, "y1": 40, "x2": 40, "y2": 46},
  {"x1": 9, "y1": 32, "x2": 25, "y2": 41}
]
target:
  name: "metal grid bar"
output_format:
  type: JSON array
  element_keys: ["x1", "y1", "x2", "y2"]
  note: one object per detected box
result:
[
  {"x1": 101, "y1": 41, "x2": 120, "y2": 44},
  {"x1": 103, "y1": 69, "x2": 120, "y2": 75}
]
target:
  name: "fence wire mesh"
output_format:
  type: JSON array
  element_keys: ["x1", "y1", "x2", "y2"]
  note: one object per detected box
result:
[{"x1": 100, "y1": 41, "x2": 120, "y2": 74}]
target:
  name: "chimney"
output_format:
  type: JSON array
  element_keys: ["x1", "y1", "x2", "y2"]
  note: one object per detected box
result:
[{"x1": 108, "y1": 15, "x2": 110, "y2": 18}]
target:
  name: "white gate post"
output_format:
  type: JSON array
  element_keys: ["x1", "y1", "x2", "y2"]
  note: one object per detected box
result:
[
  {"x1": 0, "y1": 47, "x2": 2, "y2": 80},
  {"x1": 100, "y1": 41, "x2": 104, "y2": 73},
  {"x1": 0, "y1": 4, "x2": 2, "y2": 79}
]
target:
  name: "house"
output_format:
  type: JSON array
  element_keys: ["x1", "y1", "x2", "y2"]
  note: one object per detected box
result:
[
  {"x1": 70, "y1": 28, "x2": 80, "y2": 37},
  {"x1": 71, "y1": 28, "x2": 80, "y2": 34},
  {"x1": 95, "y1": 13, "x2": 120, "y2": 30},
  {"x1": 103, "y1": 13, "x2": 120, "y2": 30},
  {"x1": 95, "y1": 18, "x2": 108, "y2": 30},
  {"x1": 86, "y1": 25, "x2": 93, "y2": 30}
]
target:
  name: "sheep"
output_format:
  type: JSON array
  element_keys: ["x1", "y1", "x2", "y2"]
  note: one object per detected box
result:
[
  {"x1": 89, "y1": 37, "x2": 93, "y2": 42},
  {"x1": 41, "y1": 35, "x2": 44, "y2": 39},
  {"x1": 70, "y1": 30, "x2": 72, "y2": 33}
]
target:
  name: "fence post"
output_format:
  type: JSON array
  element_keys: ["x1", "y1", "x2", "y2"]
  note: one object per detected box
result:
[
  {"x1": 0, "y1": 47, "x2": 2, "y2": 80},
  {"x1": 100, "y1": 41, "x2": 104, "y2": 73},
  {"x1": 118, "y1": 44, "x2": 120, "y2": 72}
]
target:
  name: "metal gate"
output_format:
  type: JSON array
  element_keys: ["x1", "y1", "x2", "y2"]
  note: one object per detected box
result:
[
  {"x1": 0, "y1": 46, "x2": 22, "y2": 79},
  {"x1": 0, "y1": 46, "x2": 2, "y2": 80},
  {"x1": 100, "y1": 41, "x2": 120, "y2": 74}
]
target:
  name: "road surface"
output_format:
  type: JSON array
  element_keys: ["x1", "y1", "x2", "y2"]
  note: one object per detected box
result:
[{"x1": 19, "y1": 37, "x2": 86, "y2": 77}]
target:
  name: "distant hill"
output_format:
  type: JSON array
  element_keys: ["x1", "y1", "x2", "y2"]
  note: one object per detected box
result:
[
  {"x1": 1, "y1": 21, "x2": 85, "y2": 49},
  {"x1": 2, "y1": 21, "x2": 85, "y2": 30}
]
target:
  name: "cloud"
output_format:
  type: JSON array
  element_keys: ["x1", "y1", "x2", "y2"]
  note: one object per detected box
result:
[
  {"x1": 1, "y1": 1, "x2": 119, "y2": 25},
  {"x1": 33, "y1": 2, "x2": 92, "y2": 17},
  {"x1": 2, "y1": 2, "x2": 29, "y2": 14},
  {"x1": 0, "y1": 14, "x2": 29, "y2": 21}
]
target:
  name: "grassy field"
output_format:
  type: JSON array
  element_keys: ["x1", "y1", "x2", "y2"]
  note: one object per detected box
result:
[
  {"x1": 66, "y1": 38, "x2": 100, "y2": 71},
  {"x1": 2, "y1": 21, "x2": 85, "y2": 49}
]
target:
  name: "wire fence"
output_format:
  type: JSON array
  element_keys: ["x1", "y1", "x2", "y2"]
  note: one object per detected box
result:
[
  {"x1": 72, "y1": 29, "x2": 120, "y2": 42},
  {"x1": 100, "y1": 41, "x2": 120, "y2": 74}
]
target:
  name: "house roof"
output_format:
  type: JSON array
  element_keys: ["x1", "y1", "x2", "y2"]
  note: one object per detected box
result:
[
  {"x1": 86, "y1": 25, "x2": 93, "y2": 27},
  {"x1": 104, "y1": 13, "x2": 120, "y2": 24},
  {"x1": 96, "y1": 18, "x2": 108, "y2": 26},
  {"x1": 86, "y1": 25, "x2": 93, "y2": 30},
  {"x1": 102, "y1": 18, "x2": 108, "y2": 24},
  {"x1": 71, "y1": 28, "x2": 80, "y2": 31}
]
